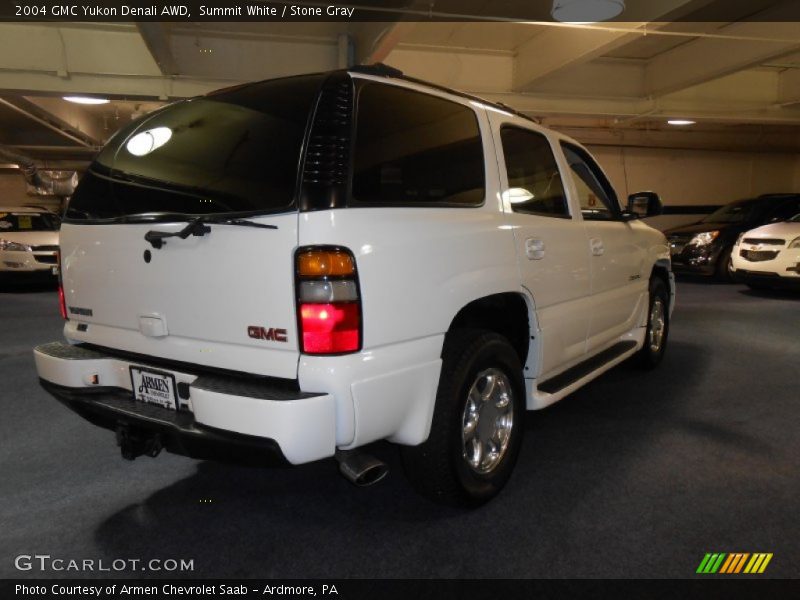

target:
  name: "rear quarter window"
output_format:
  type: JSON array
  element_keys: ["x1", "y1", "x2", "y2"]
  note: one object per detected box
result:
[{"x1": 351, "y1": 82, "x2": 485, "y2": 207}]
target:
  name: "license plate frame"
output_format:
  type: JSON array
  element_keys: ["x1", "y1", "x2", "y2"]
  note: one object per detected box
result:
[{"x1": 129, "y1": 366, "x2": 178, "y2": 411}]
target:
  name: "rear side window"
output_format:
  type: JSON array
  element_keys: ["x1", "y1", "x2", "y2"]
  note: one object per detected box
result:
[
  {"x1": 500, "y1": 127, "x2": 569, "y2": 218},
  {"x1": 352, "y1": 82, "x2": 485, "y2": 207},
  {"x1": 67, "y1": 74, "x2": 325, "y2": 221}
]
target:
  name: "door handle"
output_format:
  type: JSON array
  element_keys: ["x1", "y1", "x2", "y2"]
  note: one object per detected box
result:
[
  {"x1": 525, "y1": 238, "x2": 545, "y2": 260},
  {"x1": 590, "y1": 237, "x2": 605, "y2": 256}
]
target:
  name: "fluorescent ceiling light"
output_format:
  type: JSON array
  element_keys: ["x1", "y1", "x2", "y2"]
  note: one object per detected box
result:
[
  {"x1": 667, "y1": 119, "x2": 696, "y2": 126},
  {"x1": 552, "y1": 0, "x2": 625, "y2": 23},
  {"x1": 63, "y1": 96, "x2": 110, "y2": 105}
]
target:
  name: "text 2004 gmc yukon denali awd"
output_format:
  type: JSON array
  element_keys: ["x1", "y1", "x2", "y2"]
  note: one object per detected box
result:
[{"x1": 35, "y1": 65, "x2": 675, "y2": 506}]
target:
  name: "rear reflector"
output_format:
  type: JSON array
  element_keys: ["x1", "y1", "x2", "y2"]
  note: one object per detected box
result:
[
  {"x1": 300, "y1": 303, "x2": 360, "y2": 354},
  {"x1": 58, "y1": 285, "x2": 67, "y2": 320}
]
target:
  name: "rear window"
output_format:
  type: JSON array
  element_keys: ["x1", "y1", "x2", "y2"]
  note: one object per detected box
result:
[
  {"x1": 351, "y1": 82, "x2": 485, "y2": 207},
  {"x1": 67, "y1": 74, "x2": 325, "y2": 221},
  {"x1": 0, "y1": 212, "x2": 59, "y2": 232}
]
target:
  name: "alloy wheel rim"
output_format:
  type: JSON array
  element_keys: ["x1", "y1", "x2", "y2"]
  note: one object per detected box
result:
[
  {"x1": 649, "y1": 298, "x2": 666, "y2": 353},
  {"x1": 461, "y1": 368, "x2": 514, "y2": 474}
]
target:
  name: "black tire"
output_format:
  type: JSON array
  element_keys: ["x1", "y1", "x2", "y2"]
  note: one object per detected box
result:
[
  {"x1": 401, "y1": 329, "x2": 525, "y2": 507},
  {"x1": 635, "y1": 277, "x2": 670, "y2": 369},
  {"x1": 715, "y1": 245, "x2": 734, "y2": 281}
]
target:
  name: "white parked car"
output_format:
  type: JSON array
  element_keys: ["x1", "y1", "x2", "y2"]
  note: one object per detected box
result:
[
  {"x1": 0, "y1": 207, "x2": 59, "y2": 279},
  {"x1": 34, "y1": 66, "x2": 674, "y2": 505},
  {"x1": 731, "y1": 214, "x2": 800, "y2": 289}
]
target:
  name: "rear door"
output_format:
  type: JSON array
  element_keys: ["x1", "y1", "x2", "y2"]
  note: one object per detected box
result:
[
  {"x1": 61, "y1": 74, "x2": 326, "y2": 378},
  {"x1": 488, "y1": 114, "x2": 592, "y2": 379}
]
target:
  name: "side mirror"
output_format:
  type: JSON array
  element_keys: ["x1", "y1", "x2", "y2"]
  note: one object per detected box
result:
[{"x1": 627, "y1": 191, "x2": 663, "y2": 218}]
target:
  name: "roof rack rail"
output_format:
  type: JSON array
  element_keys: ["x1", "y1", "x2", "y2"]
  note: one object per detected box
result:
[{"x1": 348, "y1": 63, "x2": 537, "y2": 126}]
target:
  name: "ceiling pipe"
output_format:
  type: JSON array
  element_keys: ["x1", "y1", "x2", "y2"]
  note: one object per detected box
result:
[{"x1": 0, "y1": 145, "x2": 79, "y2": 196}]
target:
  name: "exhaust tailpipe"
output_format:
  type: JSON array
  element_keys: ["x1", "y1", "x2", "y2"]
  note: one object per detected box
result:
[{"x1": 335, "y1": 449, "x2": 388, "y2": 486}]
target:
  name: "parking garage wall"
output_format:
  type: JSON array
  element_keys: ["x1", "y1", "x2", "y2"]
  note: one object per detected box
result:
[{"x1": 589, "y1": 146, "x2": 800, "y2": 229}]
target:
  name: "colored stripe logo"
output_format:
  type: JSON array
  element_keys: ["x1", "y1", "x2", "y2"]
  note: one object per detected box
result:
[{"x1": 696, "y1": 553, "x2": 773, "y2": 574}]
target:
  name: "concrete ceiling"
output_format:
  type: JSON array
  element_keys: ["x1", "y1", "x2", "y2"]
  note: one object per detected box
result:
[{"x1": 1, "y1": 0, "x2": 800, "y2": 162}]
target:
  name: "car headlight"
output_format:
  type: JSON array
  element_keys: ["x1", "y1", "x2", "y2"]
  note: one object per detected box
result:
[
  {"x1": 688, "y1": 231, "x2": 720, "y2": 246},
  {"x1": 789, "y1": 236, "x2": 800, "y2": 249},
  {"x1": 0, "y1": 239, "x2": 32, "y2": 252}
]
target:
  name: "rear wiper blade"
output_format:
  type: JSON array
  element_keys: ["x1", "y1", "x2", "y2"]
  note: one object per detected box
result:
[
  {"x1": 201, "y1": 215, "x2": 279, "y2": 229},
  {"x1": 144, "y1": 216, "x2": 277, "y2": 249}
]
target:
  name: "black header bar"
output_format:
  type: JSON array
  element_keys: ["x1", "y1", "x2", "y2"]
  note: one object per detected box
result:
[{"x1": 2, "y1": 0, "x2": 800, "y2": 22}]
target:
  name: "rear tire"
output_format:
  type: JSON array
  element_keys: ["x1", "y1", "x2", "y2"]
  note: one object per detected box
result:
[
  {"x1": 635, "y1": 277, "x2": 670, "y2": 369},
  {"x1": 402, "y1": 329, "x2": 525, "y2": 507}
]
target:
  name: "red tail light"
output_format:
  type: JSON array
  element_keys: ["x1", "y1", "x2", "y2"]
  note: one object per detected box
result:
[
  {"x1": 300, "y1": 303, "x2": 359, "y2": 353},
  {"x1": 57, "y1": 251, "x2": 68, "y2": 320},
  {"x1": 296, "y1": 248, "x2": 361, "y2": 355}
]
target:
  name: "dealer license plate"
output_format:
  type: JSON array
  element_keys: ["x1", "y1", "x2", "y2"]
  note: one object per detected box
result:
[{"x1": 130, "y1": 367, "x2": 177, "y2": 410}]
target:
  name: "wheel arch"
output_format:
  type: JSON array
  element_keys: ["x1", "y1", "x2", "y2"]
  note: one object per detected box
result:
[{"x1": 444, "y1": 291, "x2": 537, "y2": 374}]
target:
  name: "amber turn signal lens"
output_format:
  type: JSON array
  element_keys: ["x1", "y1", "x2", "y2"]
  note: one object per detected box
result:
[{"x1": 297, "y1": 250, "x2": 355, "y2": 277}]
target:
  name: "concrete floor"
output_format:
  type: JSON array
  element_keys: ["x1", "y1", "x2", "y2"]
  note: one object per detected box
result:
[{"x1": 1, "y1": 280, "x2": 798, "y2": 579}]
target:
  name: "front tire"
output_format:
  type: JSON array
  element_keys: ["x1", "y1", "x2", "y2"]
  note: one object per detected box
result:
[
  {"x1": 635, "y1": 277, "x2": 670, "y2": 369},
  {"x1": 402, "y1": 329, "x2": 525, "y2": 507},
  {"x1": 715, "y1": 246, "x2": 734, "y2": 281}
]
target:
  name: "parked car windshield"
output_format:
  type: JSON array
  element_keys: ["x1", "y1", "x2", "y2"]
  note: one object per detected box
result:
[
  {"x1": 66, "y1": 74, "x2": 326, "y2": 221},
  {"x1": 700, "y1": 198, "x2": 767, "y2": 224},
  {"x1": 0, "y1": 211, "x2": 59, "y2": 232}
]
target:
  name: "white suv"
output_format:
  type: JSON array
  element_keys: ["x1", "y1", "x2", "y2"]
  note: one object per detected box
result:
[
  {"x1": 34, "y1": 66, "x2": 674, "y2": 506},
  {"x1": 731, "y1": 214, "x2": 800, "y2": 289}
]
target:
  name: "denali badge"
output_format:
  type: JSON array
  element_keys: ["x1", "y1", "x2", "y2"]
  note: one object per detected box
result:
[
  {"x1": 248, "y1": 326, "x2": 288, "y2": 342},
  {"x1": 68, "y1": 306, "x2": 93, "y2": 317}
]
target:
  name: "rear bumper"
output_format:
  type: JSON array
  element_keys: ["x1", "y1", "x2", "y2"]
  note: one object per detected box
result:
[
  {"x1": 40, "y1": 379, "x2": 288, "y2": 466},
  {"x1": 34, "y1": 342, "x2": 336, "y2": 465}
]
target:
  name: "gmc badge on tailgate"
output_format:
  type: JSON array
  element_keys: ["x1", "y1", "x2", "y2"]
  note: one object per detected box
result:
[{"x1": 248, "y1": 326, "x2": 288, "y2": 343}]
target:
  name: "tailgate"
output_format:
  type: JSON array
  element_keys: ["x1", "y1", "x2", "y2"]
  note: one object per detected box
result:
[{"x1": 60, "y1": 215, "x2": 300, "y2": 378}]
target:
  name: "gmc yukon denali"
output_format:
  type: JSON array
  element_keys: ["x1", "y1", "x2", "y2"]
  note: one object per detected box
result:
[{"x1": 34, "y1": 65, "x2": 675, "y2": 506}]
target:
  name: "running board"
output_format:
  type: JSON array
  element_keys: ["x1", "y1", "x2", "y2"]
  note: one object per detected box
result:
[{"x1": 538, "y1": 340, "x2": 637, "y2": 395}]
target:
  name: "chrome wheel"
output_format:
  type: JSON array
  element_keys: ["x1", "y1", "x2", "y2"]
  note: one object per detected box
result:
[
  {"x1": 461, "y1": 368, "x2": 514, "y2": 474},
  {"x1": 648, "y1": 297, "x2": 666, "y2": 353}
]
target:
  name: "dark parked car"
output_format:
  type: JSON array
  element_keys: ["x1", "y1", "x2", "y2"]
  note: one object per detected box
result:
[{"x1": 666, "y1": 193, "x2": 800, "y2": 280}]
